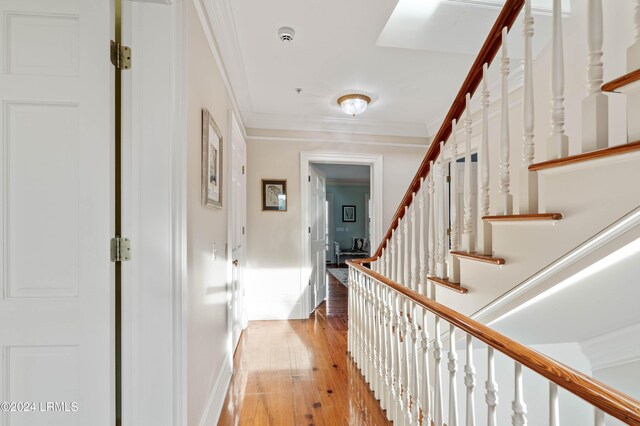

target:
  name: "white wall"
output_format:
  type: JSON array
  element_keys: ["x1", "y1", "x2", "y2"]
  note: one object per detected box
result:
[
  {"x1": 245, "y1": 136, "x2": 426, "y2": 320},
  {"x1": 186, "y1": 0, "x2": 234, "y2": 424},
  {"x1": 593, "y1": 361, "x2": 640, "y2": 426}
]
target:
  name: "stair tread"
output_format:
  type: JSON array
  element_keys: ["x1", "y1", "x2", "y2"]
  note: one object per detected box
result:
[
  {"x1": 529, "y1": 140, "x2": 640, "y2": 171},
  {"x1": 450, "y1": 251, "x2": 506, "y2": 265},
  {"x1": 483, "y1": 213, "x2": 563, "y2": 222},
  {"x1": 427, "y1": 276, "x2": 469, "y2": 294},
  {"x1": 602, "y1": 68, "x2": 640, "y2": 93}
]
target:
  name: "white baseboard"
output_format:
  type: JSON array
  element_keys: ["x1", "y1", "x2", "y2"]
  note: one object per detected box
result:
[{"x1": 198, "y1": 352, "x2": 233, "y2": 426}]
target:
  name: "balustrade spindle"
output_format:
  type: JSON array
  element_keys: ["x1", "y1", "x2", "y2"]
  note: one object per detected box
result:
[
  {"x1": 486, "y1": 347, "x2": 498, "y2": 426},
  {"x1": 549, "y1": 382, "x2": 559, "y2": 426},
  {"x1": 391, "y1": 229, "x2": 397, "y2": 283},
  {"x1": 462, "y1": 93, "x2": 475, "y2": 253},
  {"x1": 390, "y1": 291, "x2": 400, "y2": 423},
  {"x1": 448, "y1": 325, "x2": 459, "y2": 426},
  {"x1": 437, "y1": 144, "x2": 448, "y2": 279},
  {"x1": 373, "y1": 281, "x2": 380, "y2": 398},
  {"x1": 380, "y1": 248, "x2": 386, "y2": 277},
  {"x1": 520, "y1": 0, "x2": 538, "y2": 214},
  {"x1": 418, "y1": 179, "x2": 427, "y2": 296},
  {"x1": 465, "y1": 334, "x2": 476, "y2": 426},
  {"x1": 411, "y1": 196, "x2": 419, "y2": 292},
  {"x1": 398, "y1": 218, "x2": 404, "y2": 286},
  {"x1": 512, "y1": 362, "x2": 528, "y2": 426},
  {"x1": 595, "y1": 408, "x2": 605, "y2": 426},
  {"x1": 377, "y1": 282, "x2": 385, "y2": 407},
  {"x1": 397, "y1": 294, "x2": 407, "y2": 424},
  {"x1": 363, "y1": 276, "x2": 370, "y2": 381},
  {"x1": 410, "y1": 302, "x2": 420, "y2": 424},
  {"x1": 548, "y1": 0, "x2": 569, "y2": 159},
  {"x1": 434, "y1": 315, "x2": 444, "y2": 426},
  {"x1": 382, "y1": 286, "x2": 390, "y2": 412},
  {"x1": 404, "y1": 207, "x2": 410, "y2": 286},
  {"x1": 450, "y1": 120, "x2": 460, "y2": 253},
  {"x1": 428, "y1": 163, "x2": 436, "y2": 280},
  {"x1": 402, "y1": 300, "x2": 412, "y2": 425},
  {"x1": 582, "y1": 0, "x2": 608, "y2": 152},
  {"x1": 499, "y1": 27, "x2": 513, "y2": 215},
  {"x1": 628, "y1": 0, "x2": 640, "y2": 71},
  {"x1": 421, "y1": 310, "x2": 432, "y2": 426},
  {"x1": 479, "y1": 64, "x2": 492, "y2": 256}
]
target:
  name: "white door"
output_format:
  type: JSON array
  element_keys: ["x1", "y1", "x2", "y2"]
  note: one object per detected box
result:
[
  {"x1": 229, "y1": 115, "x2": 246, "y2": 350},
  {"x1": 309, "y1": 165, "x2": 327, "y2": 311},
  {"x1": 0, "y1": 0, "x2": 113, "y2": 425}
]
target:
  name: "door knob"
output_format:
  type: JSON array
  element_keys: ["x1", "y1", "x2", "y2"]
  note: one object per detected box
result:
[{"x1": 232, "y1": 259, "x2": 239, "y2": 267}]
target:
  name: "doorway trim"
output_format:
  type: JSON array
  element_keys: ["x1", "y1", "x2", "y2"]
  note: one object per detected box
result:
[{"x1": 300, "y1": 152, "x2": 383, "y2": 316}]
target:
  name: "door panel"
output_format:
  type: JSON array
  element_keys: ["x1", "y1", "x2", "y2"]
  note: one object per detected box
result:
[
  {"x1": 230, "y1": 116, "x2": 246, "y2": 350},
  {"x1": 309, "y1": 165, "x2": 326, "y2": 310},
  {"x1": 0, "y1": 0, "x2": 113, "y2": 424}
]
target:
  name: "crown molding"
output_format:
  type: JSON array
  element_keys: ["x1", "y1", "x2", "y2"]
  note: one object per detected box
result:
[
  {"x1": 246, "y1": 134, "x2": 429, "y2": 149},
  {"x1": 580, "y1": 322, "x2": 640, "y2": 371},
  {"x1": 247, "y1": 112, "x2": 429, "y2": 138}
]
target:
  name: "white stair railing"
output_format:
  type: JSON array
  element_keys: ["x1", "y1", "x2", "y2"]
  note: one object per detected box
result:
[
  {"x1": 548, "y1": 0, "x2": 569, "y2": 159},
  {"x1": 347, "y1": 263, "x2": 640, "y2": 426}
]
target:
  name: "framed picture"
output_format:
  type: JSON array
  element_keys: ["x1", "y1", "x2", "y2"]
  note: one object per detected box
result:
[
  {"x1": 342, "y1": 205, "x2": 356, "y2": 222},
  {"x1": 262, "y1": 179, "x2": 287, "y2": 211},
  {"x1": 201, "y1": 108, "x2": 223, "y2": 209}
]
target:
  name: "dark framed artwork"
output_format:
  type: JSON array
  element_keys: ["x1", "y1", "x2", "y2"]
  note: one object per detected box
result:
[
  {"x1": 201, "y1": 108, "x2": 223, "y2": 209},
  {"x1": 342, "y1": 205, "x2": 356, "y2": 222},
  {"x1": 262, "y1": 179, "x2": 287, "y2": 211}
]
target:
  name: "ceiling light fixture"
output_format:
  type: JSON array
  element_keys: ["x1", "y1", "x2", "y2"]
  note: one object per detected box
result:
[{"x1": 337, "y1": 94, "x2": 371, "y2": 116}]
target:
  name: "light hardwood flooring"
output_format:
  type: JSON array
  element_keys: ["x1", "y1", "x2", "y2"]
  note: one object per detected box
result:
[{"x1": 217, "y1": 269, "x2": 391, "y2": 425}]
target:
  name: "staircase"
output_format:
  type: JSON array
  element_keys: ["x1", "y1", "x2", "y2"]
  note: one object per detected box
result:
[{"x1": 346, "y1": 0, "x2": 640, "y2": 425}]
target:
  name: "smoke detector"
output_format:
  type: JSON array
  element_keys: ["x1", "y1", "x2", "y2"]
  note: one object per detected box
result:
[{"x1": 278, "y1": 27, "x2": 295, "y2": 42}]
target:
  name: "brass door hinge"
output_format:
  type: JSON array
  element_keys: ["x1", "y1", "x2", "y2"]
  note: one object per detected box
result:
[
  {"x1": 111, "y1": 237, "x2": 132, "y2": 262},
  {"x1": 110, "y1": 40, "x2": 132, "y2": 70}
]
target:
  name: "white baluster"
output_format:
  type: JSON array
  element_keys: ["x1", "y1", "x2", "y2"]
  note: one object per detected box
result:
[
  {"x1": 411, "y1": 196, "x2": 418, "y2": 292},
  {"x1": 397, "y1": 294, "x2": 407, "y2": 425},
  {"x1": 437, "y1": 144, "x2": 448, "y2": 280},
  {"x1": 449, "y1": 121, "x2": 462, "y2": 282},
  {"x1": 390, "y1": 290, "x2": 399, "y2": 423},
  {"x1": 549, "y1": 382, "x2": 559, "y2": 426},
  {"x1": 462, "y1": 93, "x2": 475, "y2": 253},
  {"x1": 520, "y1": 0, "x2": 538, "y2": 214},
  {"x1": 486, "y1": 347, "x2": 499, "y2": 426},
  {"x1": 594, "y1": 408, "x2": 605, "y2": 426},
  {"x1": 404, "y1": 207, "x2": 410, "y2": 286},
  {"x1": 499, "y1": 27, "x2": 514, "y2": 215},
  {"x1": 418, "y1": 179, "x2": 427, "y2": 296},
  {"x1": 582, "y1": 0, "x2": 608, "y2": 152},
  {"x1": 402, "y1": 299, "x2": 412, "y2": 425},
  {"x1": 448, "y1": 325, "x2": 459, "y2": 426},
  {"x1": 548, "y1": 0, "x2": 569, "y2": 159},
  {"x1": 391, "y1": 230, "x2": 397, "y2": 283},
  {"x1": 398, "y1": 218, "x2": 404, "y2": 286},
  {"x1": 478, "y1": 64, "x2": 492, "y2": 256},
  {"x1": 409, "y1": 302, "x2": 420, "y2": 424},
  {"x1": 512, "y1": 362, "x2": 528, "y2": 425},
  {"x1": 628, "y1": 0, "x2": 640, "y2": 71},
  {"x1": 465, "y1": 335, "x2": 476, "y2": 426},
  {"x1": 382, "y1": 285, "x2": 390, "y2": 413},
  {"x1": 428, "y1": 164, "x2": 436, "y2": 280},
  {"x1": 450, "y1": 119, "x2": 460, "y2": 252},
  {"x1": 434, "y1": 316, "x2": 444, "y2": 426},
  {"x1": 421, "y1": 310, "x2": 432, "y2": 426},
  {"x1": 380, "y1": 248, "x2": 386, "y2": 277}
]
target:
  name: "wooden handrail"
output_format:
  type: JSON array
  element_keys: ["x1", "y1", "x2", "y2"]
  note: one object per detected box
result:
[
  {"x1": 347, "y1": 260, "x2": 640, "y2": 425},
  {"x1": 374, "y1": 0, "x2": 525, "y2": 258}
]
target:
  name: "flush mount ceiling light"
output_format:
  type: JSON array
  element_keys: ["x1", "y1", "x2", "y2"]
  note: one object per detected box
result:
[{"x1": 337, "y1": 94, "x2": 371, "y2": 116}]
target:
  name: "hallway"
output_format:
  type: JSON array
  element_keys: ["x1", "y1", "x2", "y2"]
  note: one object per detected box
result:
[{"x1": 218, "y1": 270, "x2": 391, "y2": 425}]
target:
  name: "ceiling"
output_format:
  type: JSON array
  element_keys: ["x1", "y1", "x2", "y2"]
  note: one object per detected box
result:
[{"x1": 209, "y1": 0, "x2": 569, "y2": 138}]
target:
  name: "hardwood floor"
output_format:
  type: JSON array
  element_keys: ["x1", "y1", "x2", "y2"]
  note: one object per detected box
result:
[{"x1": 217, "y1": 269, "x2": 391, "y2": 425}]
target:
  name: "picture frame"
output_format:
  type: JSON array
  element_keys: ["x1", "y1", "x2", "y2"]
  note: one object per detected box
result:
[
  {"x1": 201, "y1": 108, "x2": 223, "y2": 209},
  {"x1": 342, "y1": 205, "x2": 356, "y2": 222},
  {"x1": 262, "y1": 179, "x2": 287, "y2": 211}
]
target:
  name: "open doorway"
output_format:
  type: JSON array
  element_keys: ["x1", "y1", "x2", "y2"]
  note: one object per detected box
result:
[
  {"x1": 314, "y1": 164, "x2": 372, "y2": 268},
  {"x1": 300, "y1": 153, "x2": 383, "y2": 315}
]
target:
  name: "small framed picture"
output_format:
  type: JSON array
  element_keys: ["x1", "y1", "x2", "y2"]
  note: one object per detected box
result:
[
  {"x1": 342, "y1": 205, "x2": 356, "y2": 222},
  {"x1": 262, "y1": 179, "x2": 287, "y2": 211},
  {"x1": 201, "y1": 108, "x2": 223, "y2": 209}
]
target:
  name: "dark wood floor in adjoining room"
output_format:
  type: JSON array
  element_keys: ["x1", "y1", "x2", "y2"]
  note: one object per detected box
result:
[{"x1": 218, "y1": 267, "x2": 391, "y2": 426}]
